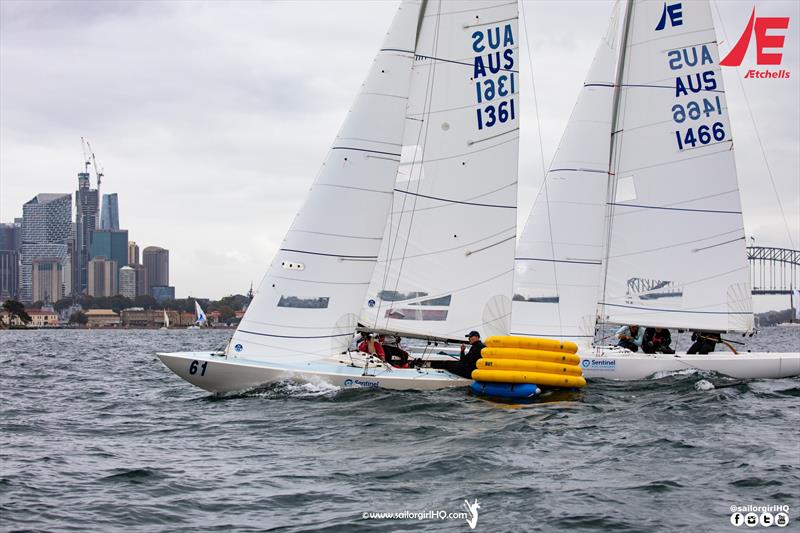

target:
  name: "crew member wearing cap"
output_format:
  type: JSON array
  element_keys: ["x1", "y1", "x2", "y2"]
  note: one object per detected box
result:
[{"x1": 458, "y1": 330, "x2": 485, "y2": 379}]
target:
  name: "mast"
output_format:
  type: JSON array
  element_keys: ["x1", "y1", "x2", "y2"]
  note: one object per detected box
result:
[{"x1": 598, "y1": 0, "x2": 634, "y2": 329}]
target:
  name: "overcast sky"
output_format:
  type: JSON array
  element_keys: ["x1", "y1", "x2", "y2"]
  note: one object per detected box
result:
[{"x1": 1, "y1": 0, "x2": 798, "y2": 311}]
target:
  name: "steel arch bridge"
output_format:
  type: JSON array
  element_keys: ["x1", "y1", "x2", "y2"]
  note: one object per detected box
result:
[{"x1": 747, "y1": 246, "x2": 800, "y2": 295}]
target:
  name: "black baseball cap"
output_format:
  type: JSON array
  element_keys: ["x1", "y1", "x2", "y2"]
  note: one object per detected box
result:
[{"x1": 465, "y1": 330, "x2": 480, "y2": 338}]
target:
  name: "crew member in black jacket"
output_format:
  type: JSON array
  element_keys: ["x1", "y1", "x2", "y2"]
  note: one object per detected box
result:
[{"x1": 458, "y1": 330, "x2": 486, "y2": 378}]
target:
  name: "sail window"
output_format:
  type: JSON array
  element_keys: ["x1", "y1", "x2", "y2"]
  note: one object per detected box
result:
[
  {"x1": 409, "y1": 295, "x2": 452, "y2": 306},
  {"x1": 385, "y1": 309, "x2": 448, "y2": 321},
  {"x1": 277, "y1": 296, "x2": 329, "y2": 309},
  {"x1": 377, "y1": 290, "x2": 429, "y2": 302},
  {"x1": 615, "y1": 176, "x2": 637, "y2": 203}
]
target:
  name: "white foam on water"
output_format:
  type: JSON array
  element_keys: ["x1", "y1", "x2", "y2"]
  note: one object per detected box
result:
[
  {"x1": 694, "y1": 379, "x2": 715, "y2": 391},
  {"x1": 651, "y1": 368, "x2": 702, "y2": 380}
]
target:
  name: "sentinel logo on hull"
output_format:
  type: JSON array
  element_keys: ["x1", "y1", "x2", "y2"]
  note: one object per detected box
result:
[
  {"x1": 582, "y1": 359, "x2": 617, "y2": 371},
  {"x1": 343, "y1": 378, "x2": 380, "y2": 388}
]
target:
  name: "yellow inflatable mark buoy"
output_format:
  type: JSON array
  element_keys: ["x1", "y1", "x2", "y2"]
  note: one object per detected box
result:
[
  {"x1": 477, "y1": 358, "x2": 583, "y2": 376},
  {"x1": 485, "y1": 335, "x2": 578, "y2": 354},
  {"x1": 472, "y1": 369, "x2": 586, "y2": 389},
  {"x1": 481, "y1": 347, "x2": 581, "y2": 366}
]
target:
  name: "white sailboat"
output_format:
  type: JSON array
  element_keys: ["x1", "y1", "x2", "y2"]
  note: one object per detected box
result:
[
  {"x1": 161, "y1": 309, "x2": 170, "y2": 330},
  {"x1": 187, "y1": 300, "x2": 207, "y2": 329},
  {"x1": 511, "y1": 0, "x2": 800, "y2": 380},
  {"x1": 158, "y1": 0, "x2": 520, "y2": 393}
]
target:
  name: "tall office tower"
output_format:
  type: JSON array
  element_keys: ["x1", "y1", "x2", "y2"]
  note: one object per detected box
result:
[
  {"x1": 31, "y1": 258, "x2": 64, "y2": 303},
  {"x1": 128, "y1": 241, "x2": 140, "y2": 265},
  {"x1": 87, "y1": 257, "x2": 118, "y2": 297},
  {"x1": 0, "y1": 250, "x2": 20, "y2": 299},
  {"x1": 119, "y1": 266, "x2": 136, "y2": 299},
  {"x1": 142, "y1": 246, "x2": 168, "y2": 295},
  {"x1": 133, "y1": 263, "x2": 146, "y2": 297},
  {"x1": 75, "y1": 171, "x2": 99, "y2": 294},
  {"x1": 20, "y1": 193, "x2": 72, "y2": 303},
  {"x1": 0, "y1": 221, "x2": 21, "y2": 252},
  {"x1": 89, "y1": 229, "x2": 128, "y2": 293},
  {"x1": 100, "y1": 193, "x2": 120, "y2": 230}
]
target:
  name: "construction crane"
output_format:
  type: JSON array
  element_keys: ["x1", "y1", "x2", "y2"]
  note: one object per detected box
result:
[
  {"x1": 86, "y1": 140, "x2": 104, "y2": 191},
  {"x1": 80, "y1": 137, "x2": 91, "y2": 174}
]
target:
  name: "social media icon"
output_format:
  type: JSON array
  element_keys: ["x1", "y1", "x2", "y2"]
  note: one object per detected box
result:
[
  {"x1": 775, "y1": 512, "x2": 789, "y2": 527},
  {"x1": 745, "y1": 513, "x2": 759, "y2": 527},
  {"x1": 760, "y1": 512, "x2": 774, "y2": 527},
  {"x1": 731, "y1": 512, "x2": 744, "y2": 526}
]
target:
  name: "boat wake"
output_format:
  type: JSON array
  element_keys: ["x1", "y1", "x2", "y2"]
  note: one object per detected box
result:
[{"x1": 244, "y1": 379, "x2": 342, "y2": 399}]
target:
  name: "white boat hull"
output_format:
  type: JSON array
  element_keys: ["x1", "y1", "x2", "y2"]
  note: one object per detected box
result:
[
  {"x1": 157, "y1": 351, "x2": 471, "y2": 393},
  {"x1": 580, "y1": 348, "x2": 800, "y2": 380}
]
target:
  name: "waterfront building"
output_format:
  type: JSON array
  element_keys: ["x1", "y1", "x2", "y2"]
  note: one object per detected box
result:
[
  {"x1": 119, "y1": 266, "x2": 136, "y2": 299},
  {"x1": 85, "y1": 309, "x2": 120, "y2": 328},
  {"x1": 31, "y1": 259, "x2": 64, "y2": 303},
  {"x1": 20, "y1": 193, "x2": 72, "y2": 303},
  {"x1": 0, "y1": 250, "x2": 20, "y2": 300},
  {"x1": 75, "y1": 172, "x2": 99, "y2": 295},
  {"x1": 25, "y1": 308, "x2": 59, "y2": 327},
  {"x1": 87, "y1": 256, "x2": 118, "y2": 297},
  {"x1": 150, "y1": 285, "x2": 175, "y2": 303},
  {"x1": 128, "y1": 241, "x2": 140, "y2": 265},
  {"x1": 99, "y1": 193, "x2": 120, "y2": 230},
  {"x1": 142, "y1": 246, "x2": 168, "y2": 295}
]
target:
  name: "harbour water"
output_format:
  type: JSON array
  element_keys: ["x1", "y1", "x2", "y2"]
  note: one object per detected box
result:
[{"x1": 1, "y1": 327, "x2": 798, "y2": 531}]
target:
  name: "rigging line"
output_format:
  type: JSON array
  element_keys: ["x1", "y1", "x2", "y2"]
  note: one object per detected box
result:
[
  {"x1": 596, "y1": 302, "x2": 751, "y2": 315},
  {"x1": 376, "y1": 1, "x2": 442, "y2": 331},
  {"x1": 606, "y1": 202, "x2": 742, "y2": 215},
  {"x1": 600, "y1": 0, "x2": 635, "y2": 337},
  {"x1": 467, "y1": 127, "x2": 519, "y2": 146},
  {"x1": 607, "y1": 227, "x2": 744, "y2": 259},
  {"x1": 401, "y1": 134, "x2": 517, "y2": 163},
  {"x1": 516, "y1": 257, "x2": 601, "y2": 265},
  {"x1": 711, "y1": 0, "x2": 796, "y2": 249},
  {"x1": 271, "y1": 275, "x2": 371, "y2": 286},
  {"x1": 331, "y1": 146, "x2": 401, "y2": 157},
  {"x1": 279, "y1": 248, "x2": 378, "y2": 260},
  {"x1": 691, "y1": 236, "x2": 745, "y2": 253},
  {"x1": 393, "y1": 189, "x2": 514, "y2": 209},
  {"x1": 465, "y1": 235, "x2": 516, "y2": 256},
  {"x1": 391, "y1": 180, "x2": 516, "y2": 215},
  {"x1": 378, "y1": 226, "x2": 515, "y2": 262},
  {"x1": 521, "y1": 0, "x2": 563, "y2": 337},
  {"x1": 289, "y1": 228, "x2": 383, "y2": 240},
  {"x1": 314, "y1": 183, "x2": 393, "y2": 196},
  {"x1": 237, "y1": 330, "x2": 355, "y2": 339}
]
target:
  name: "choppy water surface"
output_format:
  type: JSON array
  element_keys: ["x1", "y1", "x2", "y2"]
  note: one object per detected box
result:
[{"x1": 1, "y1": 328, "x2": 798, "y2": 532}]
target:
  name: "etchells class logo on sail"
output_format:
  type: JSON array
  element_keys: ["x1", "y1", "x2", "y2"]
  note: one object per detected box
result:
[{"x1": 720, "y1": 6, "x2": 791, "y2": 79}]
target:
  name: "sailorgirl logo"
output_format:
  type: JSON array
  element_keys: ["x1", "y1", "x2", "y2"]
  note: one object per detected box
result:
[{"x1": 720, "y1": 6, "x2": 791, "y2": 79}]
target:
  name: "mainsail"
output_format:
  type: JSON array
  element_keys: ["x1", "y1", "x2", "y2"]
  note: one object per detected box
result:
[
  {"x1": 599, "y1": 0, "x2": 753, "y2": 332},
  {"x1": 229, "y1": 1, "x2": 423, "y2": 362},
  {"x1": 513, "y1": 0, "x2": 754, "y2": 341},
  {"x1": 195, "y1": 301, "x2": 207, "y2": 326},
  {"x1": 511, "y1": 0, "x2": 624, "y2": 347},
  {"x1": 361, "y1": 0, "x2": 520, "y2": 341}
]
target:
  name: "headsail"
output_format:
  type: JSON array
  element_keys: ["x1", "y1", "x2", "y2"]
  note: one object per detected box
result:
[
  {"x1": 599, "y1": 0, "x2": 753, "y2": 332},
  {"x1": 511, "y1": 1, "x2": 625, "y2": 348},
  {"x1": 229, "y1": 1, "x2": 423, "y2": 362},
  {"x1": 361, "y1": 0, "x2": 520, "y2": 341},
  {"x1": 195, "y1": 301, "x2": 207, "y2": 326}
]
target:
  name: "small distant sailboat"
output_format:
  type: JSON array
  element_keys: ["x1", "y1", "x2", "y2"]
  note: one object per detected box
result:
[
  {"x1": 777, "y1": 289, "x2": 800, "y2": 327},
  {"x1": 187, "y1": 301, "x2": 207, "y2": 330},
  {"x1": 161, "y1": 309, "x2": 170, "y2": 330}
]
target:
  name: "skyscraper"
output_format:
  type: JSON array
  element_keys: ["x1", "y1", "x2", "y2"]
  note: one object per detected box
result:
[
  {"x1": 89, "y1": 229, "x2": 128, "y2": 294},
  {"x1": 142, "y1": 246, "x2": 168, "y2": 295},
  {"x1": 20, "y1": 193, "x2": 72, "y2": 303},
  {"x1": 100, "y1": 193, "x2": 120, "y2": 230},
  {"x1": 119, "y1": 266, "x2": 136, "y2": 299},
  {"x1": 31, "y1": 259, "x2": 64, "y2": 303},
  {"x1": 128, "y1": 241, "x2": 140, "y2": 266},
  {"x1": 75, "y1": 171, "x2": 99, "y2": 295},
  {"x1": 0, "y1": 221, "x2": 21, "y2": 252},
  {"x1": 88, "y1": 257, "x2": 118, "y2": 297},
  {"x1": 0, "y1": 250, "x2": 19, "y2": 300}
]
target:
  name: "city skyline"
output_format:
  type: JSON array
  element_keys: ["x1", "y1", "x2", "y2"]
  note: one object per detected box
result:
[{"x1": 1, "y1": 1, "x2": 798, "y2": 306}]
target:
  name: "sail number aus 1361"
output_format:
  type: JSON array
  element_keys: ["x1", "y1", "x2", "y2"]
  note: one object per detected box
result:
[{"x1": 477, "y1": 99, "x2": 516, "y2": 130}]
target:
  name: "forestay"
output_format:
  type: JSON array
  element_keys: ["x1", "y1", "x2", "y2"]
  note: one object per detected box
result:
[
  {"x1": 599, "y1": 0, "x2": 753, "y2": 332},
  {"x1": 229, "y1": 1, "x2": 422, "y2": 362},
  {"x1": 511, "y1": 1, "x2": 624, "y2": 348},
  {"x1": 361, "y1": 0, "x2": 520, "y2": 341}
]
